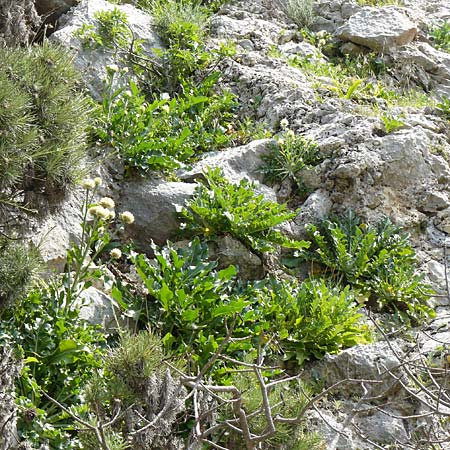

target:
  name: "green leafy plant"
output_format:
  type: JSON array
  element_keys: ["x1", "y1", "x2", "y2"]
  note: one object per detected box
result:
[
  {"x1": 75, "y1": 7, "x2": 133, "y2": 50},
  {"x1": 0, "y1": 179, "x2": 135, "y2": 447},
  {"x1": 130, "y1": 238, "x2": 250, "y2": 365},
  {"x1": 179, "y1": 167, "x2": 309, "y2": 252},
  {"x1": 0, "y1": 43, "x2": 91, "y2": 203},
  {"x1": 255, "y1": 278, "x2": 371, "y2": 365},
  {"x1": 149, "y1": 0, "x2": 209, "y2": 47},
  {"x1": 260, "y1": 130, "x2": 321, "y2": 190},
  {"x1": 302, "y1": 210, "x2": 434, "y2": 323},
  {"x1": 381, "y1": 113, "x2": 405, "y2": 133},
  {"x1": 437, "y1": 97, "x2": 450, "y2": 119},
  {"x1": 95, "y1": 72, "x2": 237, "y2": 173},
  {"x1": 284, "y1": 0, "x2": 315, "y2": 28},
  {"x1": 430, "y1": 21, "x2": 450, "y2": 53}
]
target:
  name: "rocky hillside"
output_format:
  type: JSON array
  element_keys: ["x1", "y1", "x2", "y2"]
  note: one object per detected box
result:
[{"x1": 1, "y1": 0, "x2": 450, "y2": 449}]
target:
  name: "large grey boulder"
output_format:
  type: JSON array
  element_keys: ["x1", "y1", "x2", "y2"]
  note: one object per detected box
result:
[
  {"x1": 336, "y1": 7, "x2": 417, "y2": 51},
  {"x1": 178, "y1": 139, "x2": 279, "y2": 202},
  {"x1": 50, "y1": 0, "x2": 163, "y2": 100},
  {"x1": 28, "y1": 190, "x2": 84, "y2": 272},
  {"x1": 119, "y1": 180, "x2": 196, "y2": 251}
]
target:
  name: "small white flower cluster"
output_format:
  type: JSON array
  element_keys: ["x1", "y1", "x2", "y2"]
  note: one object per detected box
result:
[
  {"x1": 81, "y1": 178, "x2": 135, "y2": 261},
  {"x1": 277, "y1": 118, "x2": 296, "y2": 146}
]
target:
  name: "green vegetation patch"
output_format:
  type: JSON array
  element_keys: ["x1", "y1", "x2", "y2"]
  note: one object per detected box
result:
[
  {"x1": 301, "y1": 210, "x2": 435, "y2": 323},
  {"x1": 430, "y1": 21, "x2": 450, "y2": 52},
  {"x1": 179, "y1": 167, "x2": 309, "y2": 252}
]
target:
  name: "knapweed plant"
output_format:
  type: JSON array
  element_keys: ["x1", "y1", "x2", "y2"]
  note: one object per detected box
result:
[
  {"x1": 0, "y1": 177, "x2": 136, "y2": 448},
  {"x1": 260, "y1": 124, "x2": 321, "y2": 190},
  {"x1": 255, "y1": 278, "x2": 371, "y2": 365},
  {"x1": 179, "y1": 167, "x2": 309, "y2": 252},
  {"x1": 302, "y1": 210, "x2": 434, "y2": 323},
  {"x1": 95, "y1": 69, "x2": 237, "y2": 173}
]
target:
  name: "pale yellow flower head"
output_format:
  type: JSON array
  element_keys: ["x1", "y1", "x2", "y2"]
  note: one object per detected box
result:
[
  {"x1": 120, "y1": 211, "x2": 135, "y2": 224},
  {"x1": 81, "y1": 179, "x2": 96, "y2": 190},
  {"x1": 94, "y1": 177, "x2": 102, "y2": 186},
  {"x1": 110, "y1": 248, "x2": 122, "y2": 259},
  {"x1": 280, "y1": 118, "x2": 289, "y2": 129},
  {"x1": 99, "y1": 197, "x2": 115, "y2": 209},
  {"x1": 88, "y1": 206, "x2": 110, "y2": 219}
]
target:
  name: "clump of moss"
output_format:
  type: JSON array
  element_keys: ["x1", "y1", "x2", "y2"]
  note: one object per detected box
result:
[{"x1": 0, "y1": 42, "x2": 92, "y2": 205}]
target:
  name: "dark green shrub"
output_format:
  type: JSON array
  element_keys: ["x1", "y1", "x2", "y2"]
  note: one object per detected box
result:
[
  {"x1": 0, "y1": 238, "x2": 41, "y2": 309},
  {"x1": 0, "y1": 43, "x2": 91, "y2": 201},
  {"x1": 303, "y1": 211, "x2": 434, "y2": 323},
  {"x1": 179, "y1": 167, "x2": 309, "y2": 252}
]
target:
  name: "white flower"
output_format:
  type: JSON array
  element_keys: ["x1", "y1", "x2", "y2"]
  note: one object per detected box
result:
[
  {"x1": 161, "y1": 92, "x2": 170, "y2": 100},
  {"x1": 94, "y1": 177, "x2": 102, "y2": 186},
  {"x1": 280, "y1": 118, "x2": 289, "y2": 129},
  {"x1": 286, "y1": 129, "x2": 295, "y2": 138},
  {"x1": 81, "y1": 178, "x2": 95, "y2": 189},
  {"x1": 106, "y1": 64, "x2": 119, "y2": 73},
  {"x1": 99, "y1": 197, "x2": 115, "y2": 209},
  {"x1": 119, "y1": 211, "x2": 135, "y2": 224},
  {"x1": 161, "y1": 104, "x2": 170, "y2": 114},
  {"x1": 110, "y1": 248, "x2": 122, "y2": 259},
  {"x1": 88, "y1": 206, "x2": 110, "y2": 219}
]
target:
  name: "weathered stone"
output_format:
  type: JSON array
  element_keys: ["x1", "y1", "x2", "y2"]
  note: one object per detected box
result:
[
  {"x1": 78, "y1": 286, "x2": 123, "y2": 332},
  {"x1": 418, "y1": 191, "x2": 450, "y2": 213},
  {"x1": 0, "y1": 0, "x2": 40, "y2": 46},
  {"x1": 336, "y1": 7, "x2": 417, "y2": 51},
  {"x1": 119, "y1": 180, "x2": 196, "y2": 250},
  {"x1": 208, "y1": 235, "x2": 264, "y2": 280},
  {"x1": 28, "y1": 190, "x2": 84, "y2": 272},
  {"x1": 177, "y1": 140, "x2": 278, "y2": 201},
  {"x1": 50, "y1": 0, "x2": 163, "y2": 100},
  {"x1": 317, "y1": 341, "x2": 405, "y2": 397},
  {"x1": 290, "y1": 189, "x2": 332, "y2": 240}
]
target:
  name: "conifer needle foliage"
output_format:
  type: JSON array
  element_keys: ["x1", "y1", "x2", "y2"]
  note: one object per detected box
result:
[{"x1": 0, "y1": 42, "x2": 91, "y2": 203}]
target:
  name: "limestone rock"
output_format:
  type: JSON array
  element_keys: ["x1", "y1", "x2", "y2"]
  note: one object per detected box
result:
[
  {"x1": 28, "y1": 190, "x2": 84, "y2": 272},
  {"x1": 316, "y1": 341, "x2": 405, "y2": 397},
  {"x1": 178, "y1": 139, "x2": 278, "y2": 201},
  {"x1": 50, "y1": 0, "x2": 163, "y2": 100},
  {"x1": 0, "y1": 0, "x2": 40, "y2": 46},
  {"x1": 78, "y1": 286, "x2": 124, "y2": 332},
  {"x1": 119, "y1": 180, "x2": 196, "y2": 251},
  {"x1": 336, "y1": 7, "x2": 417, "y2": 51},
  {"x1": 208, "y1": 235, "x2": 264, "y2": 280}
]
